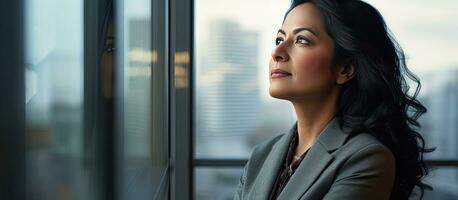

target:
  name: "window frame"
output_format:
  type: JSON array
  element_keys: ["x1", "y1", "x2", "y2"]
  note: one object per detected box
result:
[
  {"x1": 169, "y1": 0, "x2": 193, "y2": 199},
  {"x1": 0, "y1": 0, "x2": 25, "y2": 198}
]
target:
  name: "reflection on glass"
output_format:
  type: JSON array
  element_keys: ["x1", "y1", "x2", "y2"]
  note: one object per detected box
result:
[
  {"x1": 195, "y1": 167, "x2": 243, "y2": 200},
  {"x1": 117, "y1": 0, "x2": 168, "y2": 199},
  {"x1": 24, "y1": 0, "x2": 88, "y2": 199},
  {"x1": 120, "y1": 1, "x2": 152, "y2": 199}
]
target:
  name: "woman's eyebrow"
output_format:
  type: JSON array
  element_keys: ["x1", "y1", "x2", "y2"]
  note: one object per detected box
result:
[{"x1": 277, "y1": 27, "x2": 319, "y2": 37}]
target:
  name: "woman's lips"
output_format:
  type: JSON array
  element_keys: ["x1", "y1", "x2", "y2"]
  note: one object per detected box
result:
[
  {"x1": 271, "y1": 69, "x2": 292, "y2": 78},
  {"x1": 271, "y1": 72, "x2": 292, "y2": 78}
]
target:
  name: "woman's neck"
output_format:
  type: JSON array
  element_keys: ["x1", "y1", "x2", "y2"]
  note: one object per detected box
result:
[{"x1": 290, "y1": 89, "x2": 339, "y2": 156}]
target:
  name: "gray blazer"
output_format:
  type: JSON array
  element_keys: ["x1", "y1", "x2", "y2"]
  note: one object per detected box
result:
[{"x1": 234, "y1": 117, "x2": 396, "y2": 200}]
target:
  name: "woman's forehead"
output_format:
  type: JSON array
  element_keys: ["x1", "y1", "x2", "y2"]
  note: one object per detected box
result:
[{"x1": 281, "y1": 3, "x2": 324, "y2": 33}]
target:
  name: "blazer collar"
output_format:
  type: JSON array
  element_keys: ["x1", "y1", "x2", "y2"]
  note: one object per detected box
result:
[{"x1": 249, "y1": 116, "x2": 352, "y2": 199}]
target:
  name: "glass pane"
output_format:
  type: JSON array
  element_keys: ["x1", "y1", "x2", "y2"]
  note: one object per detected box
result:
[
  {"x1": 24, "y1": 0, "x2": 89, "y2": 199},
  {"x1": 363, "y1": 1, "x2": 458, "y2": 160},
  {"x1": 409, "y1": 167, "x2": 458, "y2": 199},
  {"x1": 194, "y1": 0, "x2": 293, "y2": 159},
  {"x1": 116, "y1": 0, "x2": 168, "y2": 199},
  {"x1": 195, "y1": 167, "x2": 243, "y2": 200}
]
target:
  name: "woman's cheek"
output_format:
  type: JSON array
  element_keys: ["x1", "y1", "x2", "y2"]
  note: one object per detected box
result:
[
  {"x1": 293, "y1": 52, "x2": 334, "y2": 89},
  {"x1": 295, "y1": 55, "x2": 326, "y2": 78}
]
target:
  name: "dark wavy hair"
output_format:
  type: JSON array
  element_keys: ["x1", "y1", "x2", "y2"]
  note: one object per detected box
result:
[{"x1": 283, "y1": 0, "x2": 436, "y2": 199}]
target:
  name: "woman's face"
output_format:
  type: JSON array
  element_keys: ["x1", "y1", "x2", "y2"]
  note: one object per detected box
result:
[{"x1": 269, "y1": 3, "x2": 337, "y2": 100}]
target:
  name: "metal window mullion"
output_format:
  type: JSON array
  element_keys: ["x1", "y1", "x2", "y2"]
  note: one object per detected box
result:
[
  {"x1": 425, "y1": 160, "x2": 458, "y2": 167},
  {"x1": 0, "y1": 0, "x2": 25, "y2": 199},
  {"x1": 151, "y1": 0, "x2": 170, "y2": 198},
  {"x1": 169, "y1": 0, "x2": 193, "y2": 199},
  {"x1": 114, "y1": 0, "x2": 125, "y2": 199}
]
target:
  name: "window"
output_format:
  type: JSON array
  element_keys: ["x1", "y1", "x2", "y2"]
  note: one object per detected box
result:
[
  {"x1": 23, "y1": 0, "x2": 170, "y2": 199},
  {"x1": 24, "y1": 1, "x2": 88, "y2": 199},
  {"x1": 115, "y1": 0, "x2": 169, "y2": 199},
  {"x1": 4, "y1": 0, "x2": 455, "y2": 199}
]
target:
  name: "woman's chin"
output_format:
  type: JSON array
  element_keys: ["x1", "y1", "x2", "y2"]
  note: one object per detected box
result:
[{"x1": 269, "y1": 88, "x2": 291, "y2": 100}]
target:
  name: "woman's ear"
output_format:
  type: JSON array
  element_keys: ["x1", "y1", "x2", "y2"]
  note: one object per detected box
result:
[{"x1": 335, "y1": 62, "x2": 355, "y2": 85}]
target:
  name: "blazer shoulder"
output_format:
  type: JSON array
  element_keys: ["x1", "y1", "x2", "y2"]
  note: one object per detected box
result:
[
  {"x1": 244, "y1": 132, "x2": 286, "y2": 172},
  {"x1": 323, "y1": 134, "x2": 396, "y2": 200},
  {"x1": 344, "y1": 132, "x2": 387, "y2": 151},
  {"x1": 250, "y1": 133, "x2": 285, "y2": 159},
  {"x1": 333, "y1": 131, "x2": 395, "y2": 165}
]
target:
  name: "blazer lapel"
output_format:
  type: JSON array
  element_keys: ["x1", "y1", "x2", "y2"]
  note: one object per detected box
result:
[
  {"x1": 277, "y1": 117, "x2": 352, "y2": 200},
  {"x1": 248, "y1": 121, "x2": 296, "y2": 200}
]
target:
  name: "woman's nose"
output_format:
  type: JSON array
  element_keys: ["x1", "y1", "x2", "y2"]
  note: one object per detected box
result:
[{"x1": 271, "y1": 46, "x2": 289, "y2": 62}]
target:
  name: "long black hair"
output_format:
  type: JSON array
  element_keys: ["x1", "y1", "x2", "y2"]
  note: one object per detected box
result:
[{"x1": 283, "y1": 0, "x2": 436, "y2": 199}]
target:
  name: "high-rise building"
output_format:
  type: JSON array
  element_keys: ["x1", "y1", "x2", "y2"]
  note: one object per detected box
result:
[
  {"x1": 418, "y1": 68, "x2": 458, "y2": 159},
  {"x1": 196, "y1": 19, "x2": 260, "y2": 158},
  {"x1": 418, "y1": 68, "x2": 458, "y2": 199}
]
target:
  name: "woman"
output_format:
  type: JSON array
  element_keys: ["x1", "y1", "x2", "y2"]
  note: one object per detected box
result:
[{"x1": 233, "y1": 0, "x2": 435, "y2": 199}]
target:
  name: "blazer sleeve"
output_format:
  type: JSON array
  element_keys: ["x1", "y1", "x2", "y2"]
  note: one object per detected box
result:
[{"x1": 323, "y1": 143, "x2": 396, "y2": 200}]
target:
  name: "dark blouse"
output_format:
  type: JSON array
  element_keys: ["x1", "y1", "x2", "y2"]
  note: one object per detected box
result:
[{"x1": 268, "y1": 128, "x2": 310, "y2": 200}]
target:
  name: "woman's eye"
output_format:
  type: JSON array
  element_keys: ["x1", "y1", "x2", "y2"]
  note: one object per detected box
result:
[
  {"x1": 296, "y1": 37, "x2": 310, "y2": 45},
  {"x1": 275, "y1": 37, "x2": 283, "y2": 46},
  {"x1": 275, "y1": 37, "x2": 310, "y2": 46}
]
